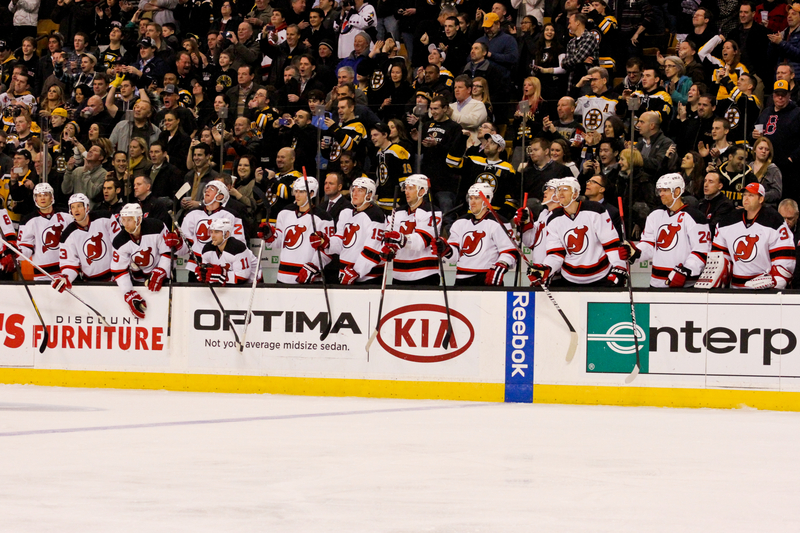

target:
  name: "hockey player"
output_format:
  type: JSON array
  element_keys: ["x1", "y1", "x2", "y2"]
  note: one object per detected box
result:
[
  {"x1": 51, "y1": 194, "x2": 122, "y2": 292},
  {"x1": 18, "y1": 183, "x2": 73, "y2": 280},
  {"x1": 111, "y1": 204, "x2": 171, "y2": 319},
  {"x1": 446, "y1": 132, "x2": 518, "y2": 219},
  {"x1": 370, "y1": 122, "x2": 412, "y2": 211},
  {"x1": 260, "y1": 176, "x2": 335, "y2": 284},
  {"x1": 620, "y1": 174, "x2": 711, "y2": 288},
  {"x1": 705, "y1": 183, "x2": 795, "y2": 289},
  {"x1": 197, "y1": 218, "x2": 260, "y2": 285},
  {"x1": 179, "y1": 180, "x2": 246, "y2": 278},
  {"x1": 527, "y1": 177, "x2": 626, "y2": 287},
  {"x1": 0, "y1": 192, "x2": 20, "y2": 277},
  {"x1": 312, "y1": 177, "x2": 387, "y2": 284},
  {"x1": 433, "y1": 183, "x2": 517, "y2": 286},
  {"x1": 516, "y1": 178, "x2": 562, "y2": 264},
  {"x1": 381, "y1": 174, "x2": 443, "y2": 286}
]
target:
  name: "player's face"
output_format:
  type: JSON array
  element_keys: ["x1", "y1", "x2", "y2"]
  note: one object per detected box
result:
[
  {"x1": 210, "y1": 229, "x2": 225, "y2": 246},
  {"x1": 35, "y1": 193, "x2": 52, "y2": 209},
  {"x1": 404, "y1": 184, "x2": 421, "y2": 204},
  {"x1": 542, "y1": 186, "x2": 556, "y2": 204},
  {"x1": 742, "y1": 191, "x2": 763, "y2": 211},
  {"x1": 70, "y1": 203, "x2": 87, "y2": 223},
  {"x1": 556, "y1": 186, "x2": 575, "y2": 205},
  {"x1": 120, "y1": 215, "x2": 139, "y2": 234},
  {"x1": 294, "y1": 189, "x2": 309, "y2": 206},
  {"x1": 657, "y1": 188, "x2": 675, "y2": 207},
  {"x1": 204, "y1": 187, "x2": 220, "y2": 206},
  {"x1": 351, "y1": 186, "x2": 367, "y2": 207},
  {"x1": 468, "y1": 195, "x2": 484, "y2": 215}
]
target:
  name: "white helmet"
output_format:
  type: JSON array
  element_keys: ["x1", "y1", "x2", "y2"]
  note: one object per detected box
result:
[
  {"x1": 119, "y1": 203, "x2": 143, "y2": 219},
  {"x1": 68, "y1": 193, "x2": 90, "y2": 210},
  {"x1": 33, "y1": 182, "x2": 54, "y2": 209},
  {"x1": 467, "y1": 182, "x2": 493, "y2": 203},
  {"x1": 204, "y1": 180, "x2": 230, "y2": 207},
  {"x1": 559, "y1": 177, "x2": 581, "y2": 194},
  {"x1": 351, "y1": 177, "x2": 377, "y2": 202},
  {"x1": 655, "y1": 173, "x2": 685, "y2": 193},
  {"x1": 544, "y1": 178, "x2": 562, "y2": 192},
  {"x1": 292, "y1": 176, "x2": 319, "y2": 199},
  {"x1": 210, "y1": 217, "x2": 233, "y2": 241},
  {"x1": 402, "y1": 174, "x2": 429, "y2": 195}
]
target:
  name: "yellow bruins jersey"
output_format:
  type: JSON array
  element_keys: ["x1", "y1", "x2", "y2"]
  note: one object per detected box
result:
[{"x1": 375, "y1": 143, "x2": 412, "y2": 210}]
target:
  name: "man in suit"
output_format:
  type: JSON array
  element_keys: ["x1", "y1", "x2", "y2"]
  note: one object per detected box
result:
[
  {"x1": 148, "y1": 141, "x2": 184, "y2": 200},
  {"x1": 226, "y1": 65, "x2": 263, "y2": 120},
  {"x1": 323, "y1": 171, "x2": 349, "y2": 224}
]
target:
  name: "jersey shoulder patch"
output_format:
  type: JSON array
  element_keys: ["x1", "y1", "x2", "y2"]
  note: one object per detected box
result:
[
  {"x1": 201, "y1": 242, "x2": 218, "y2": 254},
  {"x1": 141, "y1": 217, "x2": 166, "y2": 235},
  {"x1": 579, "y1": 201, "x2": 608, "y2": 215},
  {"x1": 758, "y1": 207, "x2": 788, "y2": 230},
  {"x1": 717, "y1": 209, "x2": 743, "y2": 229},
  {"x1": 683, "y1": 206, "x2": 710, "y2": 226},
  {"x1": 112, "y1": 230, "x2": 132, "y2": 249},
  {"x1": 224, "y1": 238, "x2": 247, "y2": 254},
  {"x1": 364, "y1": 204, "x2": 387, "y2": 223}
]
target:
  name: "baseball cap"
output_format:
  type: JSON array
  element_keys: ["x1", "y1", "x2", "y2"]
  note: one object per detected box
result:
[
  {"x1": 774, "y1": 79, "x2": 790, "y2": 94},
  {"x1": 15, "y1": 149, "x2": 31, "y2": 161},
  {"x1": 51, "y1": 107, "x2": 69, "y2": 118},
  {"x1": 428, "y1": 44, "x2": 447, "y2": 60},
  {"x1": 482, "y1": 12, "x2": 500, "y2": 27},
  {"x1": 415, "y1": 90, "x2": 432, "y2": 101},
  {"x1": 484, "y1": 132, "x2": 505, "y2": 146},
  {"x1": 138, "y1": 37, "x2": 157, "y2": 48},
  {"x1": 745, "y1": 182, "x2": 765, "y2": 196},
  {"x1": 81, "y1": 52, "x2": 97, "y2": 64},
  {"x1": 163, "y1": 84, "x2": 177, "y2": 95},
  {"x1": 110, "y1": 21, "x2": 122, "y2": 29},
  {"x1": 0, "y1": 40, "x2": 7, "y2": 52}
]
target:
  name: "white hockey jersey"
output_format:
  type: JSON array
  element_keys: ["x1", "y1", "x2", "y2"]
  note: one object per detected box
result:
[
  {"x1": 638, "y1": 205, "x2": 711, "y2": 288},
  {"x1": 712, "y1": 207, "x2": 796, "y2": 289},
  {"x1": 447, "y1": 212, "x2": 517, "y2": 279},
  {"x1": 59, "y1": 213, "x2": 122, "y2": 282},
  {"x1": 111, "y1": 217, "x2": 171, "y2": 293},
  {"x1": 199, "y1": 238, "x2": 260, "y2": 284},
  {"x1": 18, "y1": 210, "x2": 75, "y2": 278},
  {"x1": 385, "y1": 199, "x2": 443, "y2": 282},
  {"x1": 575, "y1": 93, "x2": 620, "y2": 132},
  {"x1": 179, "y1": 207, "x2": 245, "y2": 270},
  {"x1": 521, "y1": 208, "x2": 553, "y2": 264},
  {"x1": 544, "y1": 201, "x2": 624, "y2": 284},
  {"x1": 330, "y1": 204, "x2": 386, "y2": 282},
  {"x1": 275, "y1": 206, "x2": 335, "y2": 284}
]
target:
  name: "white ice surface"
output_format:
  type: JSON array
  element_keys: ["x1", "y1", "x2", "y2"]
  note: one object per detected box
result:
[{"x1": 1, "y1": 385, "x2": 799, "y2": 533}]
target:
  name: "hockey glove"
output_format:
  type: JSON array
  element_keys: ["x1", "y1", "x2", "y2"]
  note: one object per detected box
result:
[
  {"x1": 431, "y1": 236, "x2": 453, "y2": 259},
  {"x1": 745, "y1": 265, "x2": 793, "y2": 290},
  {"x1": 309, "y1": 231, "x2": 330, "y2": 250},
  {"x1": 257, "y1": 221, "x2": 277, "y2": 243},
  {"x1": 666, "y1": 264, "x2": 691, "y2": 288},
  {"x1": 51, "y1": 273, "x2": 72, "y2": 293},
  {"x1": 486, "y1": 262, "x2": 508, "y2": 286},
  {"x1": 527, "y1": 263, "x2": 551, "y2": 287},
  {"x1": 513, "y1": 207, "x2": 533, "y2": 233},
  {"x1": 618, "y1": 241, "x2": 640, "y2": 263},
  {"x1": 384, "y1": 230, "x2": 407, "y2": 249},
  {"x1": 379, "y1": 244, "x2": 397, "y2": 261},
  {"x1": 297, "y1": 263, "x2": 320, "y2": 284},
  {"x1": 339, "y1": 266, "x2": 359, "y2": 285},
  {"x1": 164, "y1": 231, "x2": 182, "y2": 250},
  {"x1": 200, "y1": 264, "x2": 225, "y2": 284},
  {"x1": 607, "y1": 266, "x2": 629, "y2": 286},
  {"x1": 147, "y1": 267, "x2": 167, "y2": 292},
  {"x1": 0, "y1": 249, "x2": 15, "y2": 273},
  {"x1": 124, "y1": 290, "x2": 147, "y2": 319}
]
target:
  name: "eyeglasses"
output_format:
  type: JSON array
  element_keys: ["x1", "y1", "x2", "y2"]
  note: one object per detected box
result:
[{"x1": 587, "y1": 179, "x2": 602, "y2": 186}]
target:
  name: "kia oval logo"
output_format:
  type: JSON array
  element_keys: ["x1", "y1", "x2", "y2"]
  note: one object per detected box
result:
[{"x1": 376, "y1": 304, "x2": 475, "y2": 362}]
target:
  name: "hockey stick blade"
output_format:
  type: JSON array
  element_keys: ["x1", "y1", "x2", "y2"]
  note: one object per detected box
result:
[
  {"x1": 624, "y1": 363, "x2": 640, "y2": 384},
  {"x1": 566, "y1": 331, "x2": 578, "y2": 363},
  {"x1": 320, "y1": 320, "x2": 332, "y2": 342},
  {"x1": 365, "y1": 329, "x2": 378, "y2": 352}
]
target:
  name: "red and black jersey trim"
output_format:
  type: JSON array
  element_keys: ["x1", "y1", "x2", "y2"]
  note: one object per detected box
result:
[
  {"x1": 361, "y1": 246, "x2": 382, "y2": 264},
  {"x1": 691, "y1": 251, "x2": 708, "y2": 263},
  {"x1": 602, "y1": 239, "x2": 621, "y2": 253},
  {"x1": 731, "y1": 273, "x2": 758, "y2": 288},
  {"x1": 712, "y1": 243, "x2": 728, "y2": 253},
  {"x1": 770, "y1": 247, "x2": 796, "y2": 261},
  {"x1": 457, "y1": 267, "x2": 488, "y2": 277},
  {"x1": 562, "y1": 255, "x2": 610, "y2": 277},
  {"x1": 278, "y1": 262, "x2": 303, "y2": 276},
  {"x1": 393, "y1": 258, "x2": 440, "y2": 272},
  {"x1": 80, "y1": 269, "x2": 112, "y2": 282},
  {"x1": 548, "y1": 246, "x2": 567, "y2": 258},
  {"x1": 36, "y1": 261, "x2": 60, "y2": 275}
]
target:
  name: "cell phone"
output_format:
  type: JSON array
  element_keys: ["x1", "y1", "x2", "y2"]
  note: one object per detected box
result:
[
  {"x1": 279, "y1": 118, "x2": 289, "y2": 126},
  {"x1": 266, "y1": 24, "x2": 275, "y2": 32},
  {"x1": 324, "y1": 112, "x2": 332, "y2": 120}
]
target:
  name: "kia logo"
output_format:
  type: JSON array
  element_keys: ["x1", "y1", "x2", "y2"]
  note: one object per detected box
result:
[{"x1": 376, "y1": 304, "x2": 475, "y2": 362}]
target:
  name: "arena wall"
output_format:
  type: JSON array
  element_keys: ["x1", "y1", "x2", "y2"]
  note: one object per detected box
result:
[{"x1": 1, "y1": 284, "x2": 800, "y2": 411}]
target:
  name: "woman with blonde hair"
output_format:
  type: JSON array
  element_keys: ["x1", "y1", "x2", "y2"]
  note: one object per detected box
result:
[
  {"x1": 470, "y1": 77, "x2": 493, "y2": 122},
  {"x1": 617, "y1": 147, "x2": 648, "y2": 237},
  {"x1": 749, "y1": 137, "x2": 783, "y2": 208},
  {"x1": 661, "y1": 56, "x2": 692, "y2": 108},
  {"x1": 39, "y1": 85, "x2": 66, "y2": 118},
  {"x1": 128, "y1": 137, "x2": 152, "y2": 178},
  {"x1": 509, "y1": 76, "x2": 544, "y2": 168}
]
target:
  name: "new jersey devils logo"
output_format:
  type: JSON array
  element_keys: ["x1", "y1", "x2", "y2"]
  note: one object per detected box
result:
[
  {"x1": 284, "y1": 225, "x2": 307, "y2": 250},
  {"x1": 656, "y1": 223, "x2": 681, "y2": 251},
  {"x1": 42, "y1": 224, "x2": 63, "y2": 251},
  {"x1": 342, "y1": 223, "x2": 360, "y2": 248},
  {"x1": 461, "y1": 231, "x2": 485, "y2": 257},
  {"x1": 399, "y1": 220, "x2": 416, "y2": 235},
  {"x1": 83, "y1": 233, "x2": 106, "y2": 264},
  {"x1": 565, "y1": 226, "x2": 589, "y2": 255},
  {"x1": 132, "y1": 247, "x2": 154, "y2": 268},
  {"x1": 196, "y1": 219, "x2": 212, "y2": 243},
  {"x1": 733, "y1": 234, "x2": 759, "y2": 262}
]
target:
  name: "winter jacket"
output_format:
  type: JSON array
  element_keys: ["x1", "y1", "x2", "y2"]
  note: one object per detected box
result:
[{"x1": 8, "y1": 0, "x2": 38, "y2": 27}]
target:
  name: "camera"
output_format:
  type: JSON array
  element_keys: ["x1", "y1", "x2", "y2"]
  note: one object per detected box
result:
[{"x1": 278, "y1": 118, "x2": 289, "y2": 126}]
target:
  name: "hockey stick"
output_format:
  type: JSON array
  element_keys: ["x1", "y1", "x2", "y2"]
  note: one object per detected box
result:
[
  {"x1": 15, "y1": 258, "x2": 48, "y2": 353},
  {"x1": 200, "y1": 264, "x2": 243, "y2": 351},
  {"x1": 617, "y1": 196, "x2": 641, "y2": 383},
  {"x1": 0, "y1": 237, "x2": 111, "y2": 327},
  {"x1": 428, "y1": 187, "x2": 453, "y2": 350},
  {"x1": 167, "y1": 182, "x2": 192, "y2": 347},
  {"x1": 302, "y1": 166, "x2": 333, "y2": 342},
  {"x1": 365, "y1": 185, "x2": 400, "y2": 354},
  {"x1": 239, "y1": 188, "x2": 270, "y2": 354},
  {"x1": 478, "y1": 192, "x2": 578, "y2": 363}
]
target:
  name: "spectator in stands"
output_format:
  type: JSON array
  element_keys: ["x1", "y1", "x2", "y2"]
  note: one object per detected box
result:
[
  {"x1": 476, "y1": 12, "x2": 519, "y2": 76},
  {"x1": 689, "y1": 7, "x2": 717, "y2": 50},
  {"x1": 449, "y1": 75, "x2": 487, "y2": 146},
  {"x1": 336, "y1": 0, "x2": 376, "y2": 60},
  {"x1": 697, "y1": 170, "x2": 734, "y2": 232},
  {"x1": 768, "y1": 63, "x2": 800, "y2": 106},
  {"x1": 635, "y1": 111, "x2": 678, "y2": 184},
  {"x1": 698, "y1": 117, "x2": 733, "y2": 167},
  {"x1": 574, "y1": 67, "x2": 621, "y2": 134},
  {"x1": 676, "y1": 40, "x2": 705, "y2": 84},
  {"x1": 148, "y1": 140, "x2": 184, "y2": 199},
  {"x1": 613, "y1": 57, "x2": 643, "y2": 96},
  {"x1": 462, "y1": 42, "x2": 506, "y2": 108},
  {"x1": 98, "y1": 177, "x2": 124, "y2": 214},
  {"x1": 561, "y1": 13, "x2": 598, "y2": 95},
  {"x1": 754, "y1": 79, "x2": 800, "y2": 200},
  {"x1": 182, "y1": 143, "x2": 221, "y2": 210},
  {"x1": 133, "y1": 175, "x2": 171, "y2": 225},
  {"x1": 549, "y1": 138, "x2": 579, "y2": 177},
  {"x1": 718, "y1": 145, "x2": 756, "y2": 206},
  {"x1": 521, "y1": 137, "x2": 572, "y2": 200},
  {"x1": 532, "y1": 23, "x2": 567, "y2": 106},
  {"x1": 750, "y1": 137, "x2": 784, "y2": 208},
  {"x1": 62, "y1": 144, "x2": 107, "y2": 208},
  {"x1": 110, "y1": 100, "x2": 162, "y2": 153},
  {"x1": 768, "y1": 2, "x2": 800, "y2": 78},
  {"x1": 729, "y1": 1, "x2": 771, "y2": 82},
  {"x1": 680, "y1": 151, "x2": 706, "y2": 200}
]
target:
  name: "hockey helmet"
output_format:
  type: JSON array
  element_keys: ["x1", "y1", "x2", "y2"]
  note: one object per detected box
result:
[
  {"x1": 559, "y1": 177, "x2": 581, "y2": 195},
  {"x1": 466, "y1": 182, "x2": 493, "y2": 203},
  {"x1": 34, "y1": 182, "x2": 54, "y2": 197},
  {"x1": 68, "y1": 193, "x2": 90, "y2": 210},
  {"x1": 204, "y1": 180, "x2": 230, "y2": 207},
  {"x1": 655, "y1": 173, "x2": 685, "y2": 194},
  {"x1": 292, "y1": 176, "x2": 319, "y2": 199},
  {"x1": 351, "y1": 177, "x2": 377, "y2": 202},
  {"x1": 402, "y1": 174, "x2": 429, "y2": 195},
  {"x1": 178, "y1": 89, "x2": 194, "y2": 108},
  {"x1": 119, "y1": 203, "x2": 143, "y2": 219},
  {"x1": 210, "y1": 217, "x2": 233, "y2": 241}
]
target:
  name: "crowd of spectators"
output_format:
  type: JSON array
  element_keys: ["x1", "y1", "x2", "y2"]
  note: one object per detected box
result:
[{"x1": 2, "y1": 0, "x2": 800, "y2": 248}]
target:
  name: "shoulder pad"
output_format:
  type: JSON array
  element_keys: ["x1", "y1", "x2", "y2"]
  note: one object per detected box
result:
[
  {"x1": 20, "y1": 210, "x2": 40, "y2": 225},
  {"x1": 112, "y1": 230, "x2": 132, "y2": 249},
  {"x1": 758, "y1": 207, "x2": 788, "y2": 230},
  {"x1": 717, "y1": 209, "x2": 743, "y2": 228},
  {"x1": 547, "y1": 207, "x2": 566, "y2": 224},
  {"x1": 60, "y1": 222, "x2": 80, "y2": 242},
  {"x1": 224, "y1": 237, "x2": 247, "y2": 254},
  {"x1": 683, "y1": 206, "x2": 710, "y2": 226},
  {"x1": 201, "y1": 242, "x2": 217, "y2": 254},
  {"x1": 90, "y1": 210, "x2": 112, "y2": 220},
  {"x1": 579, "y1": 201, "x2": 608, "y2": 214},
  {"x1": 364, "y1": 204, "x2": 387, "y2": 223},
  {"x1": 141, "y1": 217, "x2": 166, "y2": 235},
  {"x1": 312, "y1": 206, "x2": 333, "y2": 221}
]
